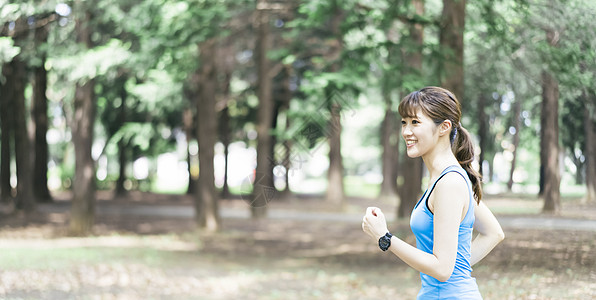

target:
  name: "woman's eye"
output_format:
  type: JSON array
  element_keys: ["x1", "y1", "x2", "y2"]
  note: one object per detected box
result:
[
  {"x1": 401, "y1": 120, "x2": 406, "y2": 125},
  {"x1": 412, "y1": 120, "x2": 419, "y2": 124}
]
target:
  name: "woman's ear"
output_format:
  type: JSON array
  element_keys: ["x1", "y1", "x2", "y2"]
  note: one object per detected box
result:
[{"x1": 439, "y1": 120, "x2": 452, "y2": 136}]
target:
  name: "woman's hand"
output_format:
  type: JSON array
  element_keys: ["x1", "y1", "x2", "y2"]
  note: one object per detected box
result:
[{"x1": 362, "y1": 207, "x2": 389, "y2": 240}]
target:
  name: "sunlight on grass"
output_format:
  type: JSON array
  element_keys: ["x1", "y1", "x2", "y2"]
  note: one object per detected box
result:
[
  {"x1": 0, "y1": 246, "x2": 176, "y2": 270},
  {"x1": 0, "y1": 234, "x2": 200, "y2": 270},
  {"x1": 476, "y1": 266, "x2": 596, "y2": 300},
  {"x1": 151, "y1": 181, "x2": 188, "y2": 194}
]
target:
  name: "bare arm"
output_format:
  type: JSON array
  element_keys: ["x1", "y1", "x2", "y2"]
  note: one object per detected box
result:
[
  {"x1": 363, "y1": 207, "x2": 453, "y2": 281},
  {"x1": 362, "y1": 173, "x2": 467, "y2": 282},
  {"x1": 470, "y1": 201, "x2": 505, "y2": 266}
]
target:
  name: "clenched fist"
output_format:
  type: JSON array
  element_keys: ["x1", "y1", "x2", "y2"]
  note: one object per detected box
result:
[{"x1": 362, "y1": 207, "x2": 389, "y2": 241}]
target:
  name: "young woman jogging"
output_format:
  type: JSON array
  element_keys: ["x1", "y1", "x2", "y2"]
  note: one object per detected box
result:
[{"x1": 362, "y1": 86, "x2": 505, "y2": 299}]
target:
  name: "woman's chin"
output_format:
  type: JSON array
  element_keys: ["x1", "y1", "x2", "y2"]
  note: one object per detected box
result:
[{"x1": 406, "y1": 150, "x2": 420, "y2": 158}]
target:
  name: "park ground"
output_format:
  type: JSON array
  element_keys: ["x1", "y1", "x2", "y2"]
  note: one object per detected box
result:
[{"x1": 0, "y1": 192, "x2": 595, "y2": 300}]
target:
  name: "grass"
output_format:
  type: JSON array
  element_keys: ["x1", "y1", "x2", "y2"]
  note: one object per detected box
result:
[
  {"x1": 0, "y1": 226, "x2": 594, "y2": 299},
  {"x1": 0, "y1": 234, "x2": 202, "y2": 271},
  {"x1": 2, "y1": 191, "x2": 593, "y2": 299},
  {"x1": 0, "y1": 247, "x2": 167, "y2": 270}
]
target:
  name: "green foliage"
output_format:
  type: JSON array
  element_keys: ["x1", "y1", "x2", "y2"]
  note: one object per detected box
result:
[
  {"x1": 463, "y1": 0, "x2": 596, "y2": 185},
  {"x1": 3, "y1": 0, "x2": 595, "y2": 192},
  {"x1": 0, "y1": 37, "x2": 20, "y2": 65},
  {"x1": 48, "y1": 39, "x2": 131, "y2": 83}
]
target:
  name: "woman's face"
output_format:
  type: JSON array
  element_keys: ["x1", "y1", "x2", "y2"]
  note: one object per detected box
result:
[{"x1": 401, "y1": 109, "x2": 440, "y2": 158}]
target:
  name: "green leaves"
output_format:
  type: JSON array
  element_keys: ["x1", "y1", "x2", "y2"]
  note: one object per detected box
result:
[
  {"x1": 128, "y1": 69, "x2": 183, "y2": 112},
  {"x1": 0, "y1": 37, "x2": 20, "y2": 65},
  {"x1": 48, "y1": 39, "x2": 131, "y2": 83}
]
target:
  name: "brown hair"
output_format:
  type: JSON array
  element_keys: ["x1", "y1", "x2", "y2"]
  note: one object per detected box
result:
[{"x1": 398, "y1": 86, "x2": 482, "y2": 203}]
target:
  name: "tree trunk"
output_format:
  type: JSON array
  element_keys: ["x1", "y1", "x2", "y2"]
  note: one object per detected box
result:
[
  {"x1": 398, "y1": 157, "x2": 423, "y2": 218},
  {"x1": 220, "y1": 106, "x2": 231, "y2": 199},
  {"x1": 183, "y1": 107, "x2": 197, "y2": 195},
  {"x1": 32, "y1": 23, "x2": 52, "y2": 202},
  {"x1": 539, "y1": 88, "x2": 547, "y2": 196},
  {"x1": 326, "y1": 97, "x2": 345, "y2": 204},
  {"x1": 1, "y1": 17, "x2": 34, "y2": 211},
  {"x1": 70, "y1": 79, "x2": 96, "y2": 235},
  {"x1": 282, "y1": 139, "x2": 292, "y2": 196},
  {"x1": 488, "y1": 159, "x2": 494, "y2": 183},
  {"x1": 379, "y1": 15, "x2": 400, "y2": 202},
  {"x1": 325, "y1": 2, "x2": 346, "y2": 205},
  {"x1": 69, "y1": 6, "x2": 96, "y2": 236},
  {"x1": 477, "y1": 94, "x2": 488, "y2": 177},
  {"x1": 195, "y1": 40, "x2": 220, "y2": 231},
  {"x1": 269, "y1": 99, "x2": 280, "y2": 193},
  {"x1": 115, "y1": 139, "x2": 127, "y2": 195},
  {"x1": 378, "y1": 93, "x2": 399, "y2": 203},
  {"x1": 508, "y1": 97, "x2": 522, "y2": 191},
  {"x1": 0, "y1": 65, "x2": 15, "y2": 203},
  {"x1": 251, "y1": 0, "x2": 275, "y2": 218},
  {"x1": 115, "y1": 76, "x2": 128, "y2": 196},
  {"x1": 541, "y1": 28, "x2": 561, "y2": 213},
  {"x1": 583, "y1": 89, "x2": 596, "y2": 203},
  {"x1": 541, "y1": 68, "x2": 561, "y2": 213},
  {"x1": 280, "y1": 66, "x2": 293, "y2": 199},
  {"x1": 439, "y1": 0, "x2": 466, "y2": 101},
  {"x1": 397, "y1": 0, "x2": 425, "y2": 218},
  {"x1": 11, "y1": 59, "x2": 35, "y2": 212},
  {"x1": 216, "y1": 40, "x2": 235, "y2": 200},
  {"x1": 575, "y1": 159, "x2": 583, "y2": 185}
]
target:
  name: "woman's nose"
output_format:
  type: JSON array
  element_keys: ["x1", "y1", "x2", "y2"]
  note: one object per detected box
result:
[{"x1": 402, "y1": 126, "x2": 412, "y2": 136}]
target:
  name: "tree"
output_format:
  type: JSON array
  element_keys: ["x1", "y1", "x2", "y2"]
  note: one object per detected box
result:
[
  {"x1": 183, "y1": 105, "x2": 197, "y2": 195},
  {"x1": 398, "y1": 0, "x2": 425, "y2": 218},
  {"x1": 377, "y1": 8, "x2": 401, "y2": 203},
  {"x1": 583, "y1": 89, "x2": 596, "y2": 203},
  {"x1": 215, "y1": 39, "x2": 236, "y2": 200},
  {"x1": 0, "y1": 39, "x2": 17, "y2": 203},
  {"x1": 69, "y1": 2, "x2": 97, "y2": 235},
  {"x1": 113, "y1": 74, "x2": 129, "y2": 196},
  {"x1": 378, "y1": 93, "x2": 400, "y2": 203},
  {"x1": 195, "y1": 39, "x2": 220, "y2": 230},
  {"x1": 0, "y1": 15, "x2": 35, "y2": 212},
  {"x1": 32, "y1": 17, "x2": 53, "y2": 202},
  {"x1": 540, "y1": 28, "x2": 561, "y2": 213},
  {"x1": 251, "y1": 0, "x2": 275, "y2": 218},
  {"x1": 507, "y1": 94, "x2": 522, "y2": 190},
  {"x1": 13, "y1": 57, "x2": 34, "y2": 212},
  {"x1": 439, "y1": 0, "x2": 466, "y2": 101},
  {"x1": 324, "y1": 1, "x2": 347, "y2": 205}
]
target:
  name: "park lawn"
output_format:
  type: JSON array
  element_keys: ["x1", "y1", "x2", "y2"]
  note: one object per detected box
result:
[{"x1": 0, "y1": 194, "x2": 594, "y2": 299}]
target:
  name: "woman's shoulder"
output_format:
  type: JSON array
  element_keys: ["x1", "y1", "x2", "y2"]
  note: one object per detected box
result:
[
  {"x1": 428, "y1": 171, "x2": 469, "y2": 214},
  {"x1": 437, "y1": 170, "x2": 467, "y2": 187},
  {"x1": 432, "y1": 172, "x2": 469, "y2": 201}
]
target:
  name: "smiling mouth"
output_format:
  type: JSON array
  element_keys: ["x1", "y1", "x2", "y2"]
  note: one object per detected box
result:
[{"x1": 406, "y1": 140, "x2": 417, "y2": 146}]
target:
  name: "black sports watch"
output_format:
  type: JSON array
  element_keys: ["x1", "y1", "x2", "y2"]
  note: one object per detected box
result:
[{"x1": 378, "y1": 232, "x2": 393, "y2": 251}]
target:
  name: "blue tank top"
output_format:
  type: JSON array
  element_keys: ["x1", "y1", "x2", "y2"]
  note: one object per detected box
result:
[{"x1": 410, "y1": 165, "x2": 482, "y2": 299}]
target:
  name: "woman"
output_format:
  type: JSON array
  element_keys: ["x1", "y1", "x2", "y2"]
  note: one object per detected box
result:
[{"x1": 362, "y1": 87, "x2": 505, "y2": 299}]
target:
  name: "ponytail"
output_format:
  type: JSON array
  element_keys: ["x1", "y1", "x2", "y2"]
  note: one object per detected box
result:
[{"x1": 451, "y1": 125, "x2": 482, "y2": 203}]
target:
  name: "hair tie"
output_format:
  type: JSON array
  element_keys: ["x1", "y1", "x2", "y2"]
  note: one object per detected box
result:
[{"x1": 451, "y1": 126, "x2": 458, "y2": 144}]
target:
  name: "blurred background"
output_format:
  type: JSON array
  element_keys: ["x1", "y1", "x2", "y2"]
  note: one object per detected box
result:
[{"x1": 1, "y1": 0, "x2": 595, "y2": 298}]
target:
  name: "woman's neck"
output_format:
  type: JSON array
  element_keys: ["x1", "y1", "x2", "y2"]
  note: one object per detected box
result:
[{"x1": 422, "y1": 140, "x2": 459, "y2": 179}]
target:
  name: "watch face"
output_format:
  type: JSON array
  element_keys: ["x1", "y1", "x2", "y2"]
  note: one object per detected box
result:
[
  {"x1": 379, "y1": 233, "x2": 392, "y2": 251},
  {"x1": 379, "y1": 236, "x2": 390, "y2": 250}
]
